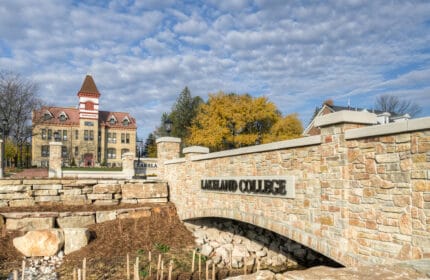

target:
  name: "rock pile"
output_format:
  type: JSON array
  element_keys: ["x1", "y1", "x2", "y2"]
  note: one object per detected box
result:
[
  {"x1": 185, "y1": 218, "x2": 336, "y2": 270},
  {"x1": 7, "y1": 251, "x2": 63, "y2": 280}
]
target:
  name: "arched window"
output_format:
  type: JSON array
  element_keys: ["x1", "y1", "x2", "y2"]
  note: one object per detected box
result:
[
  {"x1": 121, "y1": 148, "x2": 130, "y2": 157},
  {"x1": 85, "y1": 102, "x2": 94, "y2": 110}
]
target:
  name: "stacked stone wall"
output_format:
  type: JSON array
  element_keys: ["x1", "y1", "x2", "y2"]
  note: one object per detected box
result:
[
  {"x1": 159, "y1": 113, "x2": 430, "y2": 266},
  {"x1": 0, "y1": 179, "x2": 168, "y2": 207}
]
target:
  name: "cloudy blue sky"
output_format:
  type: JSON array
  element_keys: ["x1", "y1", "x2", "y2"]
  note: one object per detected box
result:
[{"x1": 1, "y1": 0, "x2": 429, "y2": 139}]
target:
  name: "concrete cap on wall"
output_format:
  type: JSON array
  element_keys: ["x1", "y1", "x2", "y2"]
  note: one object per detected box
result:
[
  {"x1": 183, "y1": 146, "x2": 209, "y2": 155},
  {"x1": 155, "y1": 137, "x2": 181, "y2": 144},
  {"x1": 314, "y1": 110, "x2": 378, "y2": 127}
]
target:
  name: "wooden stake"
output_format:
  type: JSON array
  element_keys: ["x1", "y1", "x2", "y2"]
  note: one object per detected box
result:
[
  {"x1": 127, "y1": 253, "x2": 130, "y2": 280},
  {"x1": 191, "y1": 249, "x2": 196, "y2": 272},
  {"x1": 73, "y1": 268, "x2": 77, "y2": 280},
  {"x1": 13, "y1": 270, "x2": 18, "y2": 280},
  {"x1": 212, "y1": 262, "x2": 215, "y2": 280},
  {"x1": 205, "y1": 262, "x2": 209, "y2": 280},
  {"x1": 243, "y1": 256, "x2": 247, "y2": 275},
  {"x1": 135, "y1": 257, "x2": 140, "y2": 280},
  {"x1": 21, "y1": 260, "x2": 25, "y2": 280},
  {"x1": 78, "y1": 268, "x2": 82, "y2": 280},
  {"x1": 198, "y1": 253, "x2": 201, "y2": 280},
  {"x1": 156, "y1": 254, "x2": 161, "y2": 280},
  {"x1": 229, "y1": 251, "x2": 232, "y2": 270},
  {"x1": 257, "y1": 258, "x2": 260, "y2": 272},
  {"x1": 160, "y1": 259, "x2": 164, "y2": 280},
  {"x1": 168, "y1": 260, "x2": 173, "y2": 280},
  {"x1": 148, "y1": 251, "x2": 152, "y2": 277},
  {"x1": 82, "y1": 257, "x2": 87, "y2": 280}
]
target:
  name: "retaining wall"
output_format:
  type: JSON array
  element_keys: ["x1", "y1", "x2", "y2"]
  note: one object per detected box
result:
[{"x1": 0, "y1": 179, "x2": 168, "y2": 208}]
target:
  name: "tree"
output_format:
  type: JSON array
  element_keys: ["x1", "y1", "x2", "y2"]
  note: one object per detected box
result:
[
  {"x1": 187, "y1": 92, "x2": 301, "y2": 151},
  {"x1": 375, "y1": 95, "x2": 421, "y2": 117},
  {"x1": 143, "y1": 133, "x2": 157, "y2": 158},
  {"x1": 265, "y1": 114, "x2": 303, "y2": 143},
  {"x1": 0, "y1": 71, "x2": 43, "y2": 167}
]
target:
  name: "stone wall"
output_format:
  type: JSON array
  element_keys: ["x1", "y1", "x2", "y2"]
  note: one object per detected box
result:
[
  {"x1": 0, "y1": 179, "x2": 168, "y2": 207},
  {"x1": 157, "y1": 111, "x2": 430, "y2": 266}
]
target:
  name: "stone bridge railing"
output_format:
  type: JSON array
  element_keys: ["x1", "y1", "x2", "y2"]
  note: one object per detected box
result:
[{"x1": 157, "y1": 110, "x2": 430, "y2": 267}]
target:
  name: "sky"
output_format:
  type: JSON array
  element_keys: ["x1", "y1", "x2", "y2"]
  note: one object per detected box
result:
[{"x1": 1, "y1": 0, "x2": 429, "y2": 139}]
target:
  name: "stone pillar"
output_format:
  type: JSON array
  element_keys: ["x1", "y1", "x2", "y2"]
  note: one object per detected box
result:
[
  {"x1": 49, "y1": 142, "x2": 62, "y2": 178},
  {"x1": 314, "y1": 110, "x2": 376, "y2": 263},
  {"x1": 156, "y1": 137, "x2": 181, "y2": 180},
  {"x1": 122, "y1": 152, "x2": 135, "y2": 179},
  {"x1": 0, "y1": 139, "x2": 4, "y2": 179}
]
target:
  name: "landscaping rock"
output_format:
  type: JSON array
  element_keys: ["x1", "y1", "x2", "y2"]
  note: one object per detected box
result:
[
  {"x1": 56, "y1": 215, "x2": 95, "y2": 228},
  {"x1": 96, "y1": 210, "x2": 117, "y2": 223},
  {"x1": 225, "y1": 270, "x2": 275, "y2": 280},
  {"x1": 6, "y1": 217, "x2": 55, "y2": 231},
  {"x1": 63, "y1": 228, "x2": 91, "y2": 255},
  {"x1": 13, "y1": 229, "x2": 64, "y2": 257}
]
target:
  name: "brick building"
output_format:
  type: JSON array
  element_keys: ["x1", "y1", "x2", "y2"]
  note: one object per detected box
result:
[{"x1": 32, "y1": 75, "x2": 137, "y2": 167}]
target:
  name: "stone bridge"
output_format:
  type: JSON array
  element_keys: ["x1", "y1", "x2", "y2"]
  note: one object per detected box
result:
[{"x1": 156, "y1": 111, "x2": 430, "y2": 267}]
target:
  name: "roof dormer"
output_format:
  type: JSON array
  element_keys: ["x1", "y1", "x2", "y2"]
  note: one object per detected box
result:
[
  {"x1": 58, "y1": 111, "x2": 68, "y2": 122},
  {"x1": 122, "y1": 116, "x2": 130, "y2": 126},
  {"x1": 109, "y1": 115, "x2": 117, "y2": 125},
  {"x1": 43, "y1": 110, "x2": 53, "y2": 121}
]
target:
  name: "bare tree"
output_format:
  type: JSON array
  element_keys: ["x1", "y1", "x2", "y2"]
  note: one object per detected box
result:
[
  {"x1": 375, "y1": 95, "x2": 422, "y2": 117},
  {"x1": 0, "y1": 70, "x2": 44, "y2": 166}
]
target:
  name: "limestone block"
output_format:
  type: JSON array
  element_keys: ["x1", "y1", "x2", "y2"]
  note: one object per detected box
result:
[
  {"x1": 93, "y1": 184, "x2": 121, "y2": 194},
  {"x1": 6, "y1": 217, "x2": 55, "y2": 231},
  {"x1": 63, "y1": 228, "x2": 90, "y2": 255},
  {"x1": 232, "y1": 244, "x2": 249, "y2": 258},
  {"x1": 0, "y1": 215, "x2": 4, "y2": 228},
  {"x1": 0, "y1": 193, "x2": 30, "y2": 200},
  {"x1": 24, "y1": 180, "x2": 61, "y2": 185},
  {"x1": 201, "y1": 244, "x2": 214, "y2": 256},
  {"x1": 60, "y1": 189, "x2": 82, "y2": 195},
  {"x1": 9, "y1": 199, "x2": 36, "y2": 207},
  {"x1": 32, "y1": 184, "x2": 62, "y2": 190},
  {"x1": 0, "y1": 180, "x2": 22, "y2": 186},
  {"x1": 35, "y1": 196, "x2": 60, "y2": 203},
  {"x1": 60, "y1": 195, "x2": 87, "y2": 201},
  {"x1": 0, "y1": 185, "x2": 28, "y2": 193},
  {"x1": 93, "y1": 200, "x2": 119, "y2": 206},
  {"x1": 96, "y1": 211, "x2": 117, "y2": 223},
  {"x1": 33, "y1": 190, "x2": 58, "y2": 196},
  {"x1": 0, "y1": 201, "x2": 7, "y2": 207},
  {"x1": 375, "y1": 154, "x2": 400, "y2": 163},
  {"x1": 13, "y1": 229, "x2": 64, "y2": 257},
  {"x1": 137, "y1": 198, "x2": 168, "y2": 204},
  {"x1": 121, "y1": 182, "x2": 168, "y2": 199},
  {"x1": 87, "y1": 194, "x2": 113, "y2": 200},
  {"x1": 57, "y1": 215, "x2": 95, "y2": 228}
]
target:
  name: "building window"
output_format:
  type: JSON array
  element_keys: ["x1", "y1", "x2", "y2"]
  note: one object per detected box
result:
[
  {"x1": 48, "y1": 129, "x2": 52, "y2": 140},
  {"x1": 85, "y1": 102, "x2": 94, "y2": 110},
  {"x1": 90, "y1": 130, "x2": 94, "y2": 141},
  {"x1": 108, "y1": 132, "x2": 116, "y2": 143},
  {"x1": 84, "y1": 121, "x2": 94, "y2": 126},
  {"x1": 84, "y1": 130, "x2": 89, "y2": 141},
  {"x1": 63, "y1": 130, "x2": 67, "y2": 141},
  {"x1": 109, "y1": 117, "x2": 116, "y2": 125},
  {"x1": 121, "y1": 133, "x2": 125, "y2": 143},
  {"x1": 121, "y1": 148, "x2": 130, "y2": 157},
  {"x1": 41, "y1": 145, "x2": 49, "y2": 157},
  {"x1": 126, "y1": 133, "x2": 130, "y2": 144},
  {"x1": 84, "y1": 130, "x2": 94, "y2": 141},
  {"x1": 41, "y1": 129, "x2": 46, "y2": 140},
  {"x1": 75, "y1": 130, "x2": 79, "y2": 140},
  {"x1": 74, "y1": 146, "x2": 79, "y2": 156},
  {"x1": 122, "y1": 119, "x2": 129, "y2": 126},
  {"x1": 107, "y1": 148, "x2": 116, "y2": 159},
  {"x1": 61, "y1": 146, "x2": 68, "y2": 158}
]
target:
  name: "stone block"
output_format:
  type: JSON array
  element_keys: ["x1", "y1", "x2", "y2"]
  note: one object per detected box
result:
[
  {"x1": 121, "y1": 182, "x2": 168, "y2": 199},
  {"x1": 96, "y1": 210, "x2": 117, "y2": 223},
  {"x1": 8, "y1": 199, "x2": 36, "y2": 207},
  {"x1": 60, "y1": 189, "x2": 82, "y2": 195},
  {"x1": 0, "y1": 185, "x2": 28, "y2": 193},
  {"x1": 60, "y1": 195, "x2": 87, "y2": 201},
  {"x1": 62, "y1": 199, "x2": 88, "y2": 206},
  {"x1": 33, "y1": 190, "x2": 58, "y2": 196},
  {"x1": 63, "y1": 228, "x2": 90, "y2": 255},
  {"x1": 87, "y1": 194, "x2": 113, "y2": 200},
  {"x1": 0, "y1": 180, "x2": 22, "y2": 186},
  {"x1": 6, "y1": 217, "x2": 55, "y2": 231},
  {"x1": 375, "y1": 154, "x2": 399, "y2": 163},
  {"x1": 0, "y1": 193, "x2": 30, "y2": 200},
  {"x1": 93, "y1": 200, "x2": 119, "y2": 206},
  {"x1": 137, "y1": 198, "x2": 168, "y2": 204},
  {"x1": 13, "y1": 229, "x2": 64, "y2": 257},
  {"x1": 35, "y1": 196, "x2": 60, "y2": 203},
  {"x1": 32, "y1": 184, "x2": 62, "y2": 190},
  {"x1": 93, "y1": 184, "x2": 121, "y2": 194},
  {"x1": 57, "y1": 215, "x2": 95, "y2": 228},
  {"x1": 24, "y1": 180, "x2": 61, "y2": 185}
]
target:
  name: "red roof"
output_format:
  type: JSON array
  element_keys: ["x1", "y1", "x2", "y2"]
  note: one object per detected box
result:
[
  {"x1": 77, "y1": 75, "x2": 100, "y2": 97},
  {"x1": 33, "y1": 107, "x2": 137, "y2": 129}
]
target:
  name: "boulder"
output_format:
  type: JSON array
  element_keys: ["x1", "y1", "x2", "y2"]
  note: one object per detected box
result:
[
  {"x1": 201, "y1": 244, "x2": 214, "y2": 256},
  {"x1": 13, "y1": 229, "x2": 64, "y2": 257},
  {"x1": 57, "y1": 215, "x2": 95, "y2": 228},
  {"x1": 63, "y1": 228, "x2": 91, "y2": 255}
]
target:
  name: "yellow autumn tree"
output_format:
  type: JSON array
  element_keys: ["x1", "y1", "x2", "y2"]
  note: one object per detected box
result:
[
  {"x1": 187, "y1": 92, "x2": 303, "y2": 151},
  {"x1": 264, "y1": 114, "x2": 303, "y2": 142}
]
